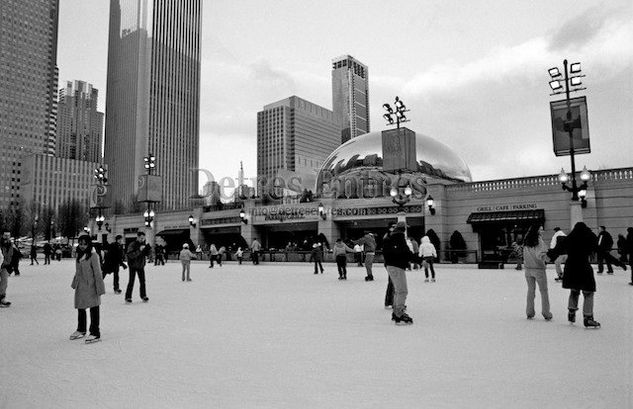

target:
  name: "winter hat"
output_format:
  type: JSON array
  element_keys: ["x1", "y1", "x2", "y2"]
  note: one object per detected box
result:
[{"x1": 183, "y1": 243, "x2": 189, "y2": 248}]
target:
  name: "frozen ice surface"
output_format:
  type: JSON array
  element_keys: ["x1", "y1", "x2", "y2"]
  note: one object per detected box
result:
[{"x1": 1, "y1": 260, "x2": 632, "y2": 409}]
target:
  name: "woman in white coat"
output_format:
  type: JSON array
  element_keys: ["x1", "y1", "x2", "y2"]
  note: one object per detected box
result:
[{"x1": 418, "y1": 236, "x2": 438, "y2": 282}]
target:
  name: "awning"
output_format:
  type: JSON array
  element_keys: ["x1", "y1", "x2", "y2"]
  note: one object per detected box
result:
[
  {"x1": 467, "y1": 209, "x2": 545, "y2": 224},
  {"x1": 156, "y1": 229, "x2": 190, "y2": 237}
]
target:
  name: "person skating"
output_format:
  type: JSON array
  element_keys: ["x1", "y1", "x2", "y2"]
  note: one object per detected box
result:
[
  {"x1": 309, "y1": 243, "x2": 324, "y2": 274},
  {"x1": 383, "y1": 222, "x2": 414, "y2": 325},
  {"x1": 9, "y1": 238, "x2": 21, "y2": 276},
  {"x1": 522, "y1": 225, "x2": 552, "y2": 321},
  {"x1": 179, "y1": 243, "x2": 196, "y2": 281},
  {"x1": 383, "y1": 222, "x2": 396, "y2": 309},
  {"x1": 236, "y1": 247, "x2": 243, "y2": 264},
  {"x1": 125, "y1": 231, "x2": 151, "y2": 303},
  {"x1": 550, "y1": 227, "x2": 567, "y2": 281},
  {"x1": 596, "y1": 226, "x2": 626, "y2": 274},
  {"x1": 353, "y1": 243, "x2": 363, "y2": 267},
  {"x1": 0, "y1": 232, "x2": 13, "y2": 307},
  {"x1": 333, "y1": 239, "x2": 354, "y2": 280},
  {"x1": 69, "y1": 235, "x2": 105, "y2": 343},
  {"x1": 551, "y1": 222, "x2": 601, "y2": 328},
  {"x1": 419, "y1": 236, "x2": 438, "y2": 282},
  {"x1": 208, "y1": 244, "x2": 218, "y2": 268},
  {"x1": 29, "y1": 244, "x2": 39, "y2": 265},
  {"x1": 43, "y1": 242, "x2": 52, "y2": 265},
  {"x1": 217, "y1": 246, "x2": 226, "y2": 266},
  {"x1": 626, "y1": 227, "x2": 633, "y2": 285},
  {"x1": 616, "y1": 234, "x2": 627, "y2": 265},
  {"x1": 354, "y1": 231, "x2": 376, "y2": 281},
  {"x1": 102, "y1": 235, "x2": 127, "y2": 294},
  {"x1": 251, "y1": 238, "x2": 261, "y2": 265}
]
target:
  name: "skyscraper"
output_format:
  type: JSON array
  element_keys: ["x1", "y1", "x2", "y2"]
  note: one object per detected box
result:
[
  {"x1": 0, "y1": 0, "x2": 59, "y2": 208},
  {"x1": 104, "y1": 0, "x2": 201, "y2": 211},
  {"x1": 257, "y1": 96, "x2": 340, "y2": 196},
  {"x1": 331, "y1": 55, "x2": 370, "y2": 144},
  {"x1": 57, "y1": 81, "x2": 104, "y2": 163}
]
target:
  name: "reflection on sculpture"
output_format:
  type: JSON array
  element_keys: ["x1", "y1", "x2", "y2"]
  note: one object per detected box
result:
[{"x1": 316, "y1": 130, "x2": 471, "y2": 198}]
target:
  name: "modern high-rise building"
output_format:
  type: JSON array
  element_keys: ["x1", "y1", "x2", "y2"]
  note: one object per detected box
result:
[
  {"x1": 0, "y1": 0, "x2": 59, "y2": 208},
  {"x1": 104, "y1": 0, "x2": 201, "y2": 211},
  {"x1": 331, "y1": 55, "x2": 370, "y2": 144},
  {"x1": 257, "y1": 96, "x2": 340, "y2": 196},
  {"x1": 57, "y1": 81, "x2": 104, "y2": 163}
]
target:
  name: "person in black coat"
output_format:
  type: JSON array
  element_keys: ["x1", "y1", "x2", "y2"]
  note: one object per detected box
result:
[
  {"x1": 596, "y1": 226, "x2": 626, "y2": 274},
  {"x1": 102, "y1": 235, "x2": 127, "y2": 294},
  {"x1": 626, "y1": 227, "x2": 633, "y2": 285},
  {"x1": 553, "y1": 222, "x2": 601, "y2": 328},
  {"x1": 383, "y1": 221, "x2": 414, "y2": 325}
]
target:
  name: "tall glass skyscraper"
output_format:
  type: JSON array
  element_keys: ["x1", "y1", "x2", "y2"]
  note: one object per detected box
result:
[
  {"x1": 331, "y1": 55, "x2": 370, "y2": 144},
  {"x1": 104, "y1": 0, "x2": 201, "y2": 211},
  {"x1": 0, "y1": 0, "x2": 59, "y2": 208}
]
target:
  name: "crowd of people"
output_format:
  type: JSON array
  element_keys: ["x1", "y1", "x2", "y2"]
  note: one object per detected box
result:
[{"x1": 1, "y1": 221, "x2": 633, "y2": 343}]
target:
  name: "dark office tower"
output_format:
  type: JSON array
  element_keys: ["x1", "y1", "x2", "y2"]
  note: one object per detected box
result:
[
  {"x1": 0, "y1": 0, "x2": 59, "y2": 208},
  {"x1": 104, "y1": 0, "x2": 201, "y2": 211},
  {"x1": 332, "y1": 55, "x2": 369, "y2": 144},
  {"x1": 57, "y1": 81, "x2": 104, "y2": 163}
]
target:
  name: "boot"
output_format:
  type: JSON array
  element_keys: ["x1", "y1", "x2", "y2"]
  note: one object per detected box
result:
[
  {"x1": 583, "y1": 315, "x2": 601, "y2": 328},
  {"x1": 567, "y1": 309, "x2": 576, "y2": 323}
]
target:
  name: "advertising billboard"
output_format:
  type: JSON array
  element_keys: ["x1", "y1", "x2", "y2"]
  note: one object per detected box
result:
[
  {"x1": 137, "y1": 174, "x2": 163, "y2": 202},
  {"x1": 89, "y1": 184, "x2": 112, "y2": 209},
  {"x1": 550, "y1": 96, "x2": 590, "y2": 157}
]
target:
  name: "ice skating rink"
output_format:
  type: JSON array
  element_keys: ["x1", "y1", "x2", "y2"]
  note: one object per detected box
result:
[{"x1": 2, "y1": 260, "x2": 631, "y2": 409}]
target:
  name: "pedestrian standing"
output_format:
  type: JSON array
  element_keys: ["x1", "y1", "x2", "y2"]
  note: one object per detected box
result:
[
  {"x1": 125, "y1": 231, "x2": 151, "y2": 303},
  {"x1": 309, "y1": 243, "x2": 324, "y2": 274},
  {"x1": 522, "y1": 225, "x2": 552, "y2": 320},
  {"x1": 236, "y1": 247, "x2": 243, "y2": 264},
  {"x1": 30, "y1": 244, "x2": 39, "y2": 265},
  {"x1": 179, "y1": 243, "x2": 195, "y2": 281},
  {"x1": 55, "y1": 245, "x2": 62, "y2": 261},
  {"x1": 354, "y1": 232, "x2": 376, "y2": 281},
  {"x1": 383, "y1": 222, "x2": 414, "y2": 325},
  {"x1": 551, "y1": 222, "x2": 601, "y2": 328},
  {"x1": 419, "y1": 236, "x2": 438, "y2": 282},
  {"x1": 102, "y1": 235, "x2": 127, "y2": 294},
  {"x1": 596, "y1": 226, "x2": 627, "y2": 274},
  {"x1": 69, "y1": 235, "x2": 105, "y2": 343},
  {"x1": 0, "y1": 232, "x2": 13, "y2": 307},
  {"x1": 333, "y1": 239, "x2": 353, "y2": 280},
  {"x1": 43, "y1": 242, "x2": 52, "y2": 265},
  {"x1": 208, "y1": 244, "x2": 218, "y2": 268},
  {"x1": 550, "y1": 227, "x2": 567, "y2": 281},
  {"x1": 251, "y1": 238, "x2": 261, "y2": 265}
]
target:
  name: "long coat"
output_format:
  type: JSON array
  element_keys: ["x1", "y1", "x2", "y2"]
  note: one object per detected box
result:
[
  {"x1": 559, "y1": 227, "x2": 599, "y2": 292},
  {"x1": 71, "y1": 251, "x2": 105, "y2": 309}
]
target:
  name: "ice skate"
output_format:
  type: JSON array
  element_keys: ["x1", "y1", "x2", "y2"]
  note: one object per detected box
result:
[
  {"x1": 125, "y1": 298, "x2": 132, "y2": 304},
  {"x1": 424, "y1": 278, "x2": 429, "y2": 283},
  {"x1": 0, "y1": 298, "x2": 11, "y2": 308},
  {"x1": 85, "y1": 334, "x2": 101, "y2": 344},
  {"x1": 568, "y1": 310, "x2": 576, "y2": 323},
  {"x1": 142, "y1": 297, "x2": 149, "y2": 303},
  {"x1": 583, "y1": 316, "x2": 601, "y2": 329},
  {"x1": 431, "y1": 278, "x2": 436, "y2": 282},
  {"x1": 393, "y1": 312, "x2": 413, "y2": 325},
  {"x1": 69, "y1": 331, "x2": 86, "y2": 340}
]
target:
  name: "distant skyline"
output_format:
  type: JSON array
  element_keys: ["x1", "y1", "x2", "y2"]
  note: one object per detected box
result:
[{"x1": 57, "y1": 0, "x2": 633, "y2": 192}]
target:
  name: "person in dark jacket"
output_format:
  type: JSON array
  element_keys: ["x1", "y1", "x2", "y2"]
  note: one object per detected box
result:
[
  {"x1": 354, "y1": 232, "x2": 377, "y2": 281},
  {"x1": 309, "y1": 243, "x2": 324, "y2": 274},
  {"x1": 616, "y1": 234, "x2": 627, "y2": 264},
  {"x1": 597, "y1": 226, "x2": 626, "y2": 274},
  {"x1": 29, "y1": 244, "x2": 39, "y2": 265},
  {"x1": 0, "y1": 232, "x2": 14, "y2": 307},
  {"x1": 626, "y1": 227, "x2": 633, "y2": 285},
  {"x1": 9, "y1": 239, "x2": 21, "y2": 276},
  {"x1": 125, "y1": 231, "x2": 151, "y2": 303},
  {"x1": 102, "y1": 235, "x2": 127, "y2": 294},
  {"x1": 43, "y1": 242, "x2": 52, "y2": 265},
  {"x1": 552, "y1": 222, "x2": 601, "y2": 328},
  {"x1": 383, "y1": 221, "x2": 414, "y2": 325}
]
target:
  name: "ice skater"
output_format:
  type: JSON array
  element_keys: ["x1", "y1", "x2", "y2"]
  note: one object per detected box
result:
[
  {"x1": 383, "y1": 222, "x2": 414, "y2": 324},
  {"x1": 310, "y1": 243, "x2": 324, "y2": 274},
  {"x1": 419, "y1": 236, "x2": 437, "y2": 282},
  {"x1": 69, "y1": 235, "x2": 105, "y2": 343},
  {"x1": 179, "y1": 243, "x2": 195, "y2": 281},
  {"x1": 383, "y1": 222, "x2": 396, "y2": 309},
  {"x1": 236, "y1": 247, "x2": 243, "y2": 264},
  {"x1": 550, "y1": 227, "x2": 567, "y2": 281},
  {"x1": 125, "y1": 231, "x2": 151, "y2": 303},
  {"x1": 0, "y1": 232, "x2": 14, "y2": 307},
  {"x1": 354, "y1": 231, "x2": 376, "y2": 281},
  {"x1": 332, "y1": 239, "x2": 353, "y2": 280},
  {"x1": 30, "y1": 244, "x2": 39, "y2": 265},
  {"x1": 551, "y1": 222, "x2": 601, "y2": 328},
  {"x1": 522, "y1": 224, "x2": 552, "y2": 320},
  {"x1": 208, "y1": 243, "x2": 218, "y2": 268}
]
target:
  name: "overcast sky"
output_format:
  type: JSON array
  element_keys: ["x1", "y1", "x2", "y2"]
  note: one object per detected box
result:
[{"x1": 57, "y1": 0, "x2": 633, "y2": 188}]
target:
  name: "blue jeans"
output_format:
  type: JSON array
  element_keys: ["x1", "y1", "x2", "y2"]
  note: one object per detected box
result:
[
  {"x1": 525, "y1": 268, "x2": 551, "y2": 318},
  {"x1": 386, "y1": 266, "x2": 408, "y2": 317},
  {"x1": 364, "y1": 253, "x2": 375, "y2": 278}
]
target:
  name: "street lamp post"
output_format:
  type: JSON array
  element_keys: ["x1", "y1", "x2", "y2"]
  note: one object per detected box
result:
[
  {"x1": 548, "y1": 60, "x2": 591, "y2": 208},
  {"x1": 142, "y1": 154, "x2": 157, "y2": 227}
]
